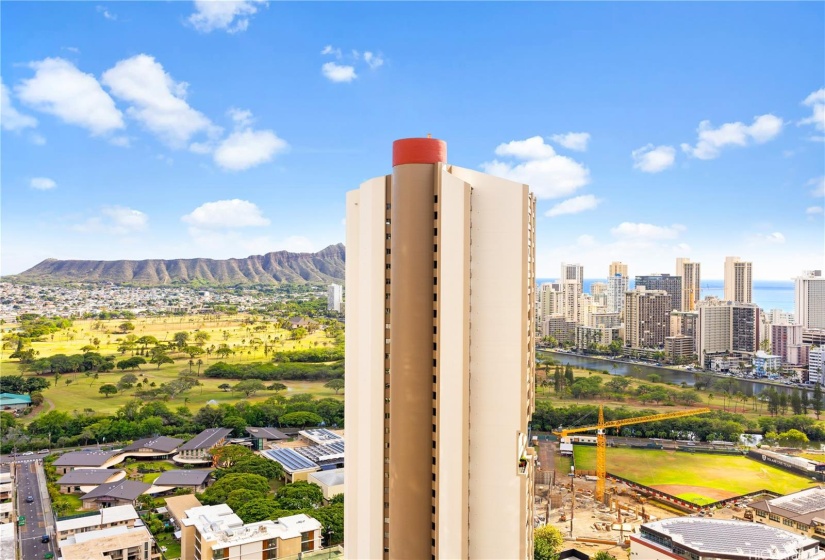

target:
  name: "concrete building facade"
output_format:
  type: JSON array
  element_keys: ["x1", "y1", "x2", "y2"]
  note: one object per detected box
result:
[
  {"x1": 796, "y1": 270, "x2": 825, "y2": 330},
  {"x1": 606, "y1": 274, "x2": 629, "y2": 316},
  {"x1": 675, "y1": 258, "x2": 701, "y2": 311},
  {"x1": 608, "y1": 261, "x2": 628, "y2": 279},
  {"x1": 635, "y1": 274, "x2": 682, "y2": 313},
  {"x1": 344, "y1": 138, "x2": 536, "y2": 560},
  {"x1": 724, "y1": 256, "x2": 753, "y2": 303},
  {"x1": 327, "y1": 283, "x2": 343, "y2": 313},
  {"x1": 624, "y1": 287, "x2": 672, "y2": 349},
  {"x1": 810, "y1": 347, "x2": 824, "y2": 385},
  {"x1": 697, "y1": 298, "x2": 761, "y2": 365}
]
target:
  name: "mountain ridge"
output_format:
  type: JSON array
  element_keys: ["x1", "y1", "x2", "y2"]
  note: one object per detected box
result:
[{"x1": 10, "y1": 243, "x2": 345, "y2": 286}]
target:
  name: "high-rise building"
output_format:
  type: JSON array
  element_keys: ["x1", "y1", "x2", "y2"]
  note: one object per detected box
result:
[
  {"x1": 607, "y1": 274, "x2": 629, "y2": 316},
  {"x1": 795, "y1": 270, "x2": 825, "y2": 329},
  {"x1": 724, "y1": 257, "x2": 753, "y2": 303},
  {"x1": 624, "y1": 287, "x2": 672, "y2": 348},
  {"x1": 766, "y1": 309, "x2": 795, "y2": 325},
  {"x1": 810, "y1": 347, "x2": 824, "y2": 385},
  {"x1": 327, "y1": 283, "x2": 343, "y2": 312},
  {"x1": 562, "y1": 280, "x2": 581, "y2": 323},
  {"x1": 676, "y1": 258, "x2": 701, "y2": 311},
  {"x1": 635, "y1": 274, "x2": 682, "y2": 313},
  {"x1": 345, "y1": 137, "x2": 536, "y2": 560},
  {"x1": 697, "y1": 298, "x2": 761, "y2": 365},
  {"x1": 538, "y1": 282, "x2": 563, "y2": 324},
  {"x1": 771, "y1": 324, "x2": 804, "y2": 364},
  {"x1": 609, "y1": 261, "x2": 628, "y2": 278},
  {"x1": 561, "y1": 262, "x2": 584, "y2": 285}
]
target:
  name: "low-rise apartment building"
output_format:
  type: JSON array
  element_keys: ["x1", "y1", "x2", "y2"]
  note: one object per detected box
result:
[{"x1": 56, "y1": 504, "x2": 140, "y2": 540}]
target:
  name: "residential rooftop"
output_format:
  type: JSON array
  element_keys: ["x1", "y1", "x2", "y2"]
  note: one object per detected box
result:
[
  {"x1": 122, "y1": 435, "x2": 185, "y2": 453},
  {"x1": 57, "y1": 469, "x2": 124, "y2": 486},
  {"x1": 182, "y1": 504, "x2": 321, "y2": 549},
  {"x1": 59, "y1": 525, "x2": 154, "y2": 560},
  {"x1": 56, "y1": 505, "x2": 139, "y2": 534},
  {"x1": 245, "y1": 426, "x2": 289, "y2": 440},
  {"x1": 178, "y1": 427, "x2": 232, "y2": 451},
  {"x1": 81, "y1": 480, "x2": 151, "y2": 501},
  {"x1": 53, "y1": 449, "x2": 122, "y2": 467},
  {"x1": 153, "y1": 469, "x2": 212, "y2": 487}
]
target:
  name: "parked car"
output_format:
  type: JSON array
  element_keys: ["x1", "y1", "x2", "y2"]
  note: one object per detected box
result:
[
  {"x1": 26, "y1": 496, "x2": 34, "y2": 503},
  {"x1": 41, "y1": 535, "x2": 50, "y2": 543}
]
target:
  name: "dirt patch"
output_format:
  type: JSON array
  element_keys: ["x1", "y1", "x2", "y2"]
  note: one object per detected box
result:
[{"x1": 652, "y1": 484, "x2": 736, "y2": 501}]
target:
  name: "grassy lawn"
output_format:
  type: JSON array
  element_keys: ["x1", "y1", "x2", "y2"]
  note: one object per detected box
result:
[
  {"x1": 573, "y1": 446, "x2": 817, "y2": 504},
  {"x1": 143, "y1": 472, "x2": 162, "y2": 483},
  {"x1": 155, "y1": 532, "x2": 182, "y2": 560},
  {"x1": 62, "y1": 493, "x2": 85, "y2": 516},
  {"x1": 1, "y1": 315, "x2": 344, "y2": 419}
]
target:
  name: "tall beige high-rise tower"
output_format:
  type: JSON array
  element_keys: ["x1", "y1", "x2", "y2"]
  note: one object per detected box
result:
[
  {"x1": 676, "y1": 258, "x2": 701, "y2": 311},
  {"x1": 345, "y1": 138, "x2": 536, "y2": 560},
  {"x1": 724, "y1": 256, "x2": 753, "y2": 303},
  {"x1": 609, "y1": 261, "x2": 628, "y2": 278}
]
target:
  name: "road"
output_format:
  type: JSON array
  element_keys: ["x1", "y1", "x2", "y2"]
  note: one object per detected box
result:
[
  {"x1": 15, "y1": 461, "x2": 55, "y2": 560},
  {"x1": 0, "y1": 452, "x2": 50, "y2": 466}
]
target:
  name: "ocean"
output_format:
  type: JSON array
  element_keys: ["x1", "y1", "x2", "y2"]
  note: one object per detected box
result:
[{"x1": 535, "y1": 278, "x2": 795, "y2": 312}]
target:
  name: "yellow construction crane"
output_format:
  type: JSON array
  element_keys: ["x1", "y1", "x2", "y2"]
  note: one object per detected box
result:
[{"x1": 553, "y1": 405, "x2": 711, "y2": 501}]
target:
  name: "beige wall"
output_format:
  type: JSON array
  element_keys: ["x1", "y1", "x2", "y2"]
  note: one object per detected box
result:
[
  {"x1": 449, "y1": 165, "x2": 534, "y2": 560},
  {"x1": 436, "y1": 167, "x2": 471, "y2": 559},
  {"x1": 344, "y1": 178, "x2": 387, "y2": 560}
]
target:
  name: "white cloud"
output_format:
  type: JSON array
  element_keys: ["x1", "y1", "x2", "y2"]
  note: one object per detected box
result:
[
  {"x1": 550, "y1": 132, "x2": 590, "y2": 152},
  {"x1": 545, "y1": 194, "x2": 601, "y2": 217},
  {"x1": 227, "y1": 107, "x2": 253, "y2": 128},
  {"x1": 16, "y1": 58, "x2": 124, "y2": 135},
  {"x1": 321, "y1": 45, "x2": 342, "y2": 58},
  {"x1": 109, "y1": 136, "x2": 130, "y2": 147},
  {"x1": 97, "y1": 5, "x2": 117, "y2": 20},
  {"x1": 322, "y1": 62, "x2": 357, "y2": 83},
  {"x1": 1, "y1": 81, "x2": 38, "y2": 131},
  {"x1": 213, "y1": 129, "x2": 288, "y2": 171},
  {"x1": 610, "y1": 222, "x2": 685, "y2": 240},
  {"x1": 102, "y1": 54, "x2": 216, "y2": 148},
  {"x1": 188, "y1": 0, "x2": 265, "y2": 33},
  {"x1": 631, "y1": 144, "x2": 676, "y2": 173},
  {"x1": 680, "y1": 114, "x2": 783, "y2": 160},
  {"x1": 30, "y1": 133, "x2": 46, "y2": 145},
  {"x1": 806, "y1": 206, "x2": 823, "y2": 216},
  {"x1": 363, "y1": 52, "x2": 384, "y2": 70},
  {"x1": 751, "y1": 231, "x2": 786, "y2": 244},
  {"x1": 73, "y1": 206, "x2": 148, "y2": 234},
  {"x1": 480, "y1": 136, "x2": 590, "y2": 199},
  {"x1": 182, "y1": 199, "x2": 270, "y2": 229},
  {"x1": 799, "y1": 88, "x2": 825, "y2": 132},
  {"x1": 809, "y1": 176, "x2": 825, "y2": 197},
  {"x1": 576, "y1": 234, "x2": 596, "y2": 247},
  {"x1": 29, "y1": 177, "x2": 56, "y2": 190}
]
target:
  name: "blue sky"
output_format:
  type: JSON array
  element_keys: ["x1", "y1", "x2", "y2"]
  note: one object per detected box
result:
[{"x1": 2, "y1": 1, "x2": 823, "y2": 279}]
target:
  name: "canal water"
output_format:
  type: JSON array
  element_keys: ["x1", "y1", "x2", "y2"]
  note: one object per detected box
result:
[{"x1": 538, "y1": 351, "x2": 806, "y2": 398}]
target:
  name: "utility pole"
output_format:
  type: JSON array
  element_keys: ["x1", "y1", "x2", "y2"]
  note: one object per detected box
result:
[{"x1": 570, "y1": 465, "x2": 575, "y2": 537}]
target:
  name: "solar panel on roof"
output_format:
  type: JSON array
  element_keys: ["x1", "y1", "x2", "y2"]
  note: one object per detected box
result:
[{"x1": 264, "y1": 448, "x2": 317, "y2": 472}]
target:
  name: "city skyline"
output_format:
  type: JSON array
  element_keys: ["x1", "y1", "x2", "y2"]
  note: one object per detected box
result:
[{"x1": 2, "y1": 2, "x2": 824, "y2": 279}]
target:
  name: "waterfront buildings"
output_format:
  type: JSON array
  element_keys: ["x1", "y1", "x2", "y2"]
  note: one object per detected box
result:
[
  {"x1": 811, "y1": 347, "x2": 824, "y2": 384},
  {"x1": 772, "y1": 323, "x2": 810, "y2": 366},
  {"x1": 796, "y1": 270, "x2": 825, "y2": 330},
  {"x1": 697, "y1": 298, "x2": 761, "y2": 366},
  {"x1": 538, "y1": 282, "x2": 563, "y2": 325},
  {"x1": 675, "y1": 257, "x2": 701, "y2": 311},
  {"x1": 753, "y1": 350, "x2": 782, "y2": 376},
  {"x1": 635, "y1": 273, "x2": 682, "y2": 313},
  {"x1": 607, "y1": 273, "x2": 629, "y2": 316},
  {"x1": 624, "y1": 287, "x2": 672, "y2": 349},
  {"x1": 724, "y1": 256, "x2": 753, "y2": 303},
  {"x1": 344, "y1": 137, "x2": 536, "y2": 559},
  {"x1": 328, "y1": 283, "x2": 343, "y2": 312}
]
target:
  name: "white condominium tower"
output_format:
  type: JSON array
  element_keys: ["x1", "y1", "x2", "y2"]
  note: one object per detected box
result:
[
  {"x1": 609, "y1": 261, "x2": 628, "y2": 278},
  {"x1": 327, "y1": 283, "x2": 342, "y2": 312},
  {"x1": 607, "y1": 261, "x2": 629, "y2": 316},
  {"x1": 345, "y1": 137, "x2": 536, "y2": 560},
  {"x1": 795, "y1": 270, "x2": 825, "y2": 329},
  {"x1": 676, "y1": 257, "x2": 701, "y2": 311},
  {"x1": 724, "y1": 256, "x2": 753, "y2": 303}
]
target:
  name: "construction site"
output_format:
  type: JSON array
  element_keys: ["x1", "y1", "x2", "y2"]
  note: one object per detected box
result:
[{"x1": 533, "y1": 438, "x2": 760, "y2": 557}]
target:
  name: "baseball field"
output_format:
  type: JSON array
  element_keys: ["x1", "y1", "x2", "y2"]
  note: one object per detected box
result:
[{"x1": 573, "y1": 445, "x2": 818, "y2": 506}]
